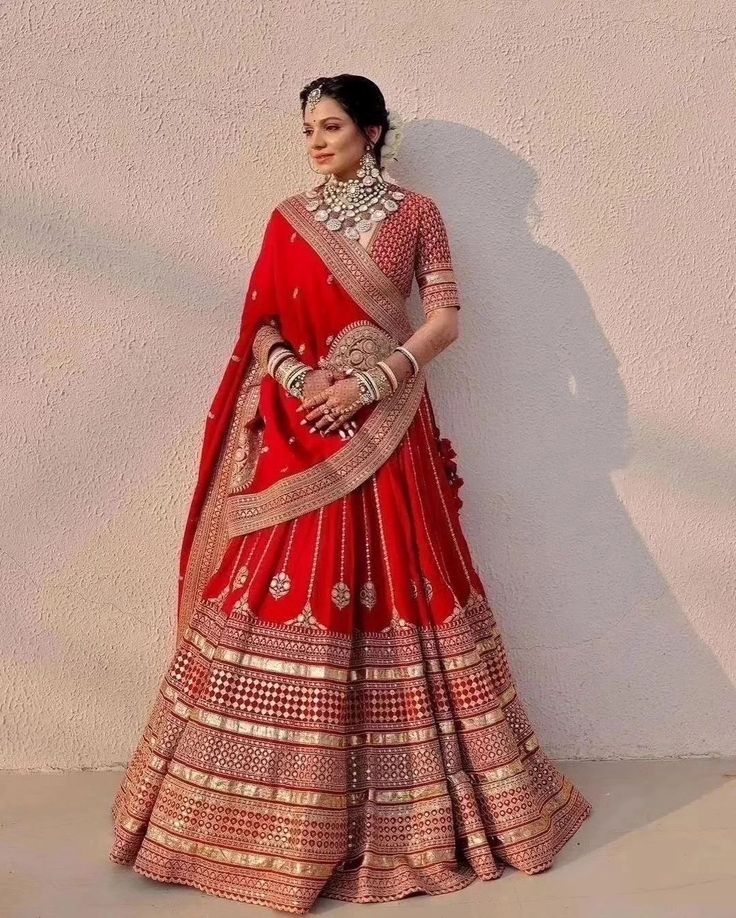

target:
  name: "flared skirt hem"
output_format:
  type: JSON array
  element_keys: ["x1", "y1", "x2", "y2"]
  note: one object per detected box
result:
[
  {"x1": 110, "y1": 807, "x2": 592, "y2": 916},
  {"x1": 110, "y1": 392, "x2": 593, "y2": 914}
]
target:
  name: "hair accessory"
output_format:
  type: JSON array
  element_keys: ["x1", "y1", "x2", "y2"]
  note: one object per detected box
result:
[
  {"x1": 382, "y1": 109, "x2": 405, "y2": 163},
  {"x1": 307, "y1": 85, "x2": 322, "y2": 111}
]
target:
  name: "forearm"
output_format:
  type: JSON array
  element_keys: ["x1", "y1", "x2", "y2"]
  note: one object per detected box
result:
[
  {"x1": 253, "y1": 323, "x2": 288, "y2": 374},
  {"x1": 383, "y1": 309, "x2": 459, "y2": 385},
  {"x1": 252, "y1": 324, "x2": 312, "y2": 397}
]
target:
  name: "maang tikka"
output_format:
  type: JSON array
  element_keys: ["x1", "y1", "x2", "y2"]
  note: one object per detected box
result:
[{"x1": 306, "y1": 85, "x2": 322, "y2": 110}]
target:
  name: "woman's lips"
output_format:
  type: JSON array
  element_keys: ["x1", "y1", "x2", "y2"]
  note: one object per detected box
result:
[{"x1": 315, "y1": 154, "x2": 333, "y2": 162}]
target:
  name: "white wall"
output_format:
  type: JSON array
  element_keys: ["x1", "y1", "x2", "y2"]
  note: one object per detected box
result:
[{"x1": 2, "y1": 0, "x2": 734, "y2": 769}]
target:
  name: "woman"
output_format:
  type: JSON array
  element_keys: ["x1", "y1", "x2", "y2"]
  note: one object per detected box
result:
[{"x1": 110, "y1": 74, "x2": 592, "y2": 913}]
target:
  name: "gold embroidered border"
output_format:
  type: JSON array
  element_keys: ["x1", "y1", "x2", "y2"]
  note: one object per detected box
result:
[
  {"x1": 181, "y1": 620, "x2": 504, "y2": 683},
  {"x1": 225, "y1": 370, "x2": 424, "y2": 537},
  {"x1": 224, "y1": 194, "x2": 426, "y2": 538},
  {"x1": 417, "y1": 267, "x2": 457, "y2": 290},
  {"x1": 176, "y1": 359, "x2": 262, "y2": 642},
  {"x1": 167, "y1": 760, "x2": 348, "y2": 808},
  {"x1": 146, "y1": 824, "x2": 336, "y2": 878},
  {"x1": 488, "y1": 781, "x2": 576, "y2": 847}
]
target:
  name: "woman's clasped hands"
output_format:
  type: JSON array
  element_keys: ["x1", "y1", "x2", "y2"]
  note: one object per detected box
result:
[{"x1": 296, "y1": 365, "x2": 363, "y2": 439}]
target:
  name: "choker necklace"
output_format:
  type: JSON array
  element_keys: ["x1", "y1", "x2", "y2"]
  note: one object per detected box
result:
[{"x1": 304, "y1": 152, "x2": 405, "y2": 241}]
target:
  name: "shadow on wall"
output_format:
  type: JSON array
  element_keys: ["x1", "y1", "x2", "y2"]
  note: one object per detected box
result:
[{"x1": 395, "y1": 118, "x2": 736, "y2": 765}]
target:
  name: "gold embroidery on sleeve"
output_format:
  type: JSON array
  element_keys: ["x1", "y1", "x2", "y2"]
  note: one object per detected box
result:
[{"x1": 414, "y1": 197, "x2": 461, "y2": 315}]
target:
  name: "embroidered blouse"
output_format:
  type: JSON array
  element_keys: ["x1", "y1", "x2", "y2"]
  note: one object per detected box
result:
[{"x1": 359, "y1": 187, "x2": 462, "y2": 316}]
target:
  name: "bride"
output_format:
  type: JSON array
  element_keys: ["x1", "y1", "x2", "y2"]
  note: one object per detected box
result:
[{"x1": 110, "y1": 72, "x2": 592, "y2": 914}]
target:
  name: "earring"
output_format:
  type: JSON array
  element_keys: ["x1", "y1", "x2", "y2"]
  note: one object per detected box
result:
[{"x1": 357, "y1": 145, "x2": 381, "y2": 186}]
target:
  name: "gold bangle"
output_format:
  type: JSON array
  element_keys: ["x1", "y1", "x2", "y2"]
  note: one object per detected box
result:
[
  {"x1": 267, "y1": 347, "x2": 293, "y2": 376},
  {"x1": 365, "y1": 365, "x2": 393, "y2": 401},
  {"x1": 376, "y1": 360, "x2": 398, "y2": 391}
]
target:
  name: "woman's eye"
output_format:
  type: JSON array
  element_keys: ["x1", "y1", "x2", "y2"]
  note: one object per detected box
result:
[{"x1": 303, "y1": 125, "x2": 339, "y2": 135}]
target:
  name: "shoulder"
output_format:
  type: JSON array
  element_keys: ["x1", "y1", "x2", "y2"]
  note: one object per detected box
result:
[
  {"x1": 265, "y1": 189, "x2": 313, "y2": 222},
  {"x1": 274, "y1": 182, "x2": 325, "y2": 211},
  {"x1": 384, "y1": 182, "x2": 429, "y2": 207},
  {"x1": 391, "y1": 186, "x2": 446, "y2": 225},
  {"x1": 397, "y1": 186, "x2": 432, "y2": 206},
  {"x1": 275, "y1": 191, "x2": 307, "y2": 209},
  {"x1": 261, "y1": 193, "x2": 307, "y2": 236},
  {"x1": 270, "y1": 196, "x2": 298, "y2": 219}
]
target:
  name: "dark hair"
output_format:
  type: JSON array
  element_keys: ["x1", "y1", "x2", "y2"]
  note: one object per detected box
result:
[{"x1": 299, "y1": 74, "x2": 390, "y2": 172}]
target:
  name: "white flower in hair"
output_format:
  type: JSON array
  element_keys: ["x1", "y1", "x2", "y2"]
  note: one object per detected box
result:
[{"x1": 382, "y1": 109, "x2": 405, "y2": 162}]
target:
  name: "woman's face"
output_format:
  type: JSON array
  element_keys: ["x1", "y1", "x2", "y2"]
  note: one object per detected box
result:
[{"x1": 303, "y1": 95, "x2": 381, "y2": 182}]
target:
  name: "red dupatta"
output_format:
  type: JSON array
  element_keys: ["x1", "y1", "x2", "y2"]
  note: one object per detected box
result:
[{"x1": 175, "y1": 190, "x2": 426, "y2": 641}]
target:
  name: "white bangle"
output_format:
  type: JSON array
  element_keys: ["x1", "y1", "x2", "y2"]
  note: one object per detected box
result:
[{"x1": 393, "y1": 345, "x2": 419, "y2": 375}]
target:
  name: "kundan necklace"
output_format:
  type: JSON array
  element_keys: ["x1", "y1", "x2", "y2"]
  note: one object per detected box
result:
[{"x1": 304, "y1": 149, "x2": 405, "y2": 241}]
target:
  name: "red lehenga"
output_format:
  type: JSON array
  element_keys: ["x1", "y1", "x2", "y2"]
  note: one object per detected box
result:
[{"x1": 110, "y1": 181, "x2": 592, "y2": 913}]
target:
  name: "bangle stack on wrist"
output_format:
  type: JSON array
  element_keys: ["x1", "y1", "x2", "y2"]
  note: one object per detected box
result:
[
  {"x1": 345, "y1": 362, "x2": 394, "y2": 404},
  {"x1": 376, "y1": 360, "x2": 398, "y2": 391},
  {"x1": 267, "y1": 345, "x2": 310, "y2": 398},
  {"x1": 344, "y1": 344, "x2": 420, "y2": 406}
]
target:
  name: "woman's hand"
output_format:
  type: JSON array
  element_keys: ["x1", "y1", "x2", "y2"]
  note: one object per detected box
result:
[
  {"x1": 297, "y1": 374, "x2": 364, "y2": 437},
  {"x1": 299, "y1": 368, "x2": 359, "y2": 438},
  {"x1": 302, "y1": 366, "x2": 336, "y2": 401}
]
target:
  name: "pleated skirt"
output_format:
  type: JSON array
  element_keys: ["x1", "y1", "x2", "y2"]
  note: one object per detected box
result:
[{"x1": 110, "y1": 391, "x2": 593, "y2": 913}]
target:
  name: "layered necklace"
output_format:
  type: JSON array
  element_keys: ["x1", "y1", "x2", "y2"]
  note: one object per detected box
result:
[{"x1": 304, "y1": 150, "x2": 405, "y2": 241}]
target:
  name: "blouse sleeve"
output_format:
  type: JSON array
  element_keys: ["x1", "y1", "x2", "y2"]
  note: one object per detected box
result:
[{"x1": 414, "y1": 196, "x2": 461, "y2": 316}]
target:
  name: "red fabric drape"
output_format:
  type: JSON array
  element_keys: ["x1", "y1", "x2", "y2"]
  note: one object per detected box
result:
[
  {"x1": 175, "y1": 209, "x2": 280, "y2": 616},
  {"x1": 176, "y1": 206, "x2": 401, "y2": 628}
]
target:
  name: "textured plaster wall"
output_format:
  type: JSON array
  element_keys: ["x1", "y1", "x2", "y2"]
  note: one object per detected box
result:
[{"x1": 2, "y1": 2, "x2": 735, "y2": 770}]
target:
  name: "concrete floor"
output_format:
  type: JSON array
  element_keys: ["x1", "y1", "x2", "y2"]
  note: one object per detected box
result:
[{"x1": 1, "y1": 759, "x2": 735, "y2": 918}]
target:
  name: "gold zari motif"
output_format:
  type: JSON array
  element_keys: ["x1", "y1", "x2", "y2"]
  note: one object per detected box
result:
[{"x1": 223, "y1": 192, "x2": 427, "y2": 539}]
